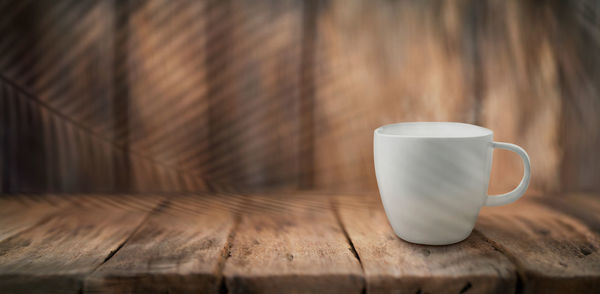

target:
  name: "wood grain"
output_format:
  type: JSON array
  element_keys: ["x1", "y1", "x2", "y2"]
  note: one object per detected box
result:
[
  {"x1": 85, "y1": 195, "x2": 243, "y2": 294},
  {"x1": 312, "y1": 0, "x2": 480, "y2": 192},
  {"x1": 0, "y1": 1, "x2": 121, "y2": 193},
  {"x1": 1, "y1": 0, "x2": 600, "y2": 194},
  {"x1": 0, "y1": 195, "x2": 66, "y2": 242},
  {"x1": 0, "y1": 194, "x2": 600, "y2": 292},
  {"x1": 535, "y1": 193, "x2": 600, "y2": 234},
  {"x1": 222, "y1": 194, "x2": 364, "y2": 293},
  {"x1": 474, "y1": 1, "x2": 564, "y2": 193},
  {"x1": 0, "y1": 195, "x2": 164, "y2": 294},
  {"x1": 334, "y1": 194, "x2": 516, "y2": 294},
  {"x1": 477, "y1": 196, "x2": 600, "y2": 294}
]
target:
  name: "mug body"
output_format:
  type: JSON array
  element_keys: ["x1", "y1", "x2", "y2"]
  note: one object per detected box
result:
[{"x1": 374, "y1": 122, "x2": 493, "y2": 245}]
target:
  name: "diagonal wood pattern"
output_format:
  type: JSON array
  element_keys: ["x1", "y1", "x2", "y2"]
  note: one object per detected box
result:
[{"x1": 1, "y1": 0, "x2": 599, "y2": 194}]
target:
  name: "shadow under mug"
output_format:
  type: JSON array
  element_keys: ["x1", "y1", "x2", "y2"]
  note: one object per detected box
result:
[{"x1": 374, "y1": 122, "x2": 530, "y2": 245}]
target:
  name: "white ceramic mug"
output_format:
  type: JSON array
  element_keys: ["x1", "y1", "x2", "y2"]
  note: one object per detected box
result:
[{"x1": 374, "y1": 122, "x2": 530, "y2": 245}]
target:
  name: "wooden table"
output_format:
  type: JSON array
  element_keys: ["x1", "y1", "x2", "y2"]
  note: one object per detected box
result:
[{"x1": 0, "y1": 192, "x2": 599, "y2": 293}]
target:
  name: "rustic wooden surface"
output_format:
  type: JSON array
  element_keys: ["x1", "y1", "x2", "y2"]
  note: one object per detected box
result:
[
  {"x1": 223, "y1": 194, "x2": 364, "y2": 294},
  {"x1": 477, "y1": 195, "x2": 600, "y2": 293},
  {"x1": 85, "y1": 195, "x2": 243, "y2": 293},
  {"x1": 333, "y1": 195, "x2": 516, "y2": 294},
  {"x1": 534, "y1": 193, "x2": 600, "y2": 233},
  {"x1": 0, "y1": 195, "x2": 66, "y2": 242},
  {"x1": 0, "y1": 192, "x2": 599, "y2": 294},
  {"x1": 0, "y1": 195, "x2": 164, "y2": 294}
]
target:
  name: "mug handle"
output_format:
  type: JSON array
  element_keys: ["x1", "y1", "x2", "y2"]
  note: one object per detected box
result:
[{"x1": 485, "y1": 142, "x2": 531, "y2": 206}]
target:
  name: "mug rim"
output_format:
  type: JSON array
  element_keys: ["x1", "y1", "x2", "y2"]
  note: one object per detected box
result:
[{"x1": 374, "y1": 122, "x2": 493, "y2": 139}]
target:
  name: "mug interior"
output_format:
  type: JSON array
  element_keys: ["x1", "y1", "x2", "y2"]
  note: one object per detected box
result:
[{"x1": 375, "y1": 122, "x2": 492, "y2": 138}]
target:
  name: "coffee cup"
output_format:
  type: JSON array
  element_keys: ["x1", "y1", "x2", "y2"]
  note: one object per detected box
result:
[{"x1": 374, "y1": 122, "x2": 530, "y2": 245}]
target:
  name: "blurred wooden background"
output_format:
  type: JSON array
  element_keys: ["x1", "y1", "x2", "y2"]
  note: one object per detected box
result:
[{"x1": 1, "y1": 0, "x2": 599, "y2": 194}]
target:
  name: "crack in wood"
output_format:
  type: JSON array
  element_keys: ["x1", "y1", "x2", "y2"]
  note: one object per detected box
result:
[
  {"x1": 330, "y1": 198, "x2": 366, "y2": 293},
  {"x1": 474, "y1": 229, "x2": 525, "y2": 294},
  {"x1": 93, "y1": 198, "x2": 170, "y2": 269},
  {"x1": 331, "y1": 199, "x2": 362, "y2": 266},
  {"x1": 459, "y1": 281, "x2": 473, "y2": 293},
  {"x1": 77, "y1": 279, "x2": 84, "y2": 294},
  {"x1": 216, "y1": 214, "x2": 240, "y2": 294},
  {"x1": 214, "y1": 196, "x2": 246, "y2": 294}
]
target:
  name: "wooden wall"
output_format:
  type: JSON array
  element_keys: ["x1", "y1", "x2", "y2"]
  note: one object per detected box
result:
[
  {"x1": 312, "y1": 0, "x2": 600, "y2": 194},
  {"x1": 1, "y1": 0, "x2": 599, "y2": 194}
]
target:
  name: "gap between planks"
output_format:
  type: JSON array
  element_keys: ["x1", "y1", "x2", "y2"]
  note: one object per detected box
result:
[
  {"x1": 220, "y1": 193, "x2": 365, "y2": 293},
  {"x1": 82, "y1": 193, "x2": 522, "y2": 294},
  {"x1": 91, "y1": 198, "x2": 171, "y2": 271},
  {"x1": 3, "y1": 193, "x2": 598, "y2": 293},
  {"x1": 214, "y1": 203, "x2": 244, "y2": 294},
  {"x1": 76, "y1": 197, "x2": 171, "y2": 293},
  {"x1": 83, "y1": 194, "x2": 251, "y2": 294},
  {"x1": 472, "y1": 229, "x2": 526, "y2": 294},
  {"x1": 330, "y1": 198, "x2": 366, "y2": 274},
  {"x1": 330, "y1": 198, "x2": 367, "y2": 294},
  {"x1": 0, "y1": 194, "x2": 168, "y2": 294}
]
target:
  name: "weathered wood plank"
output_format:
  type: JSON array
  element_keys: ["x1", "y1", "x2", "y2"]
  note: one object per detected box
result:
[
  {"x1": 535, "y1": 193, "x2": 600, "y2": 233},
  {"x1": 223, "y1": 193, "x2": 364, "y2": 293},
  {"x1": 477, "y1": 196, "x2": 600, "y2": 294},
  {"x1": 0, "y1": 194, "x2": 67, "y2": 242},
  {"x1": 334, "y1": 194, "x2": 516, "y2": 294},
  {"x1": 1, "y1": 193, "x2": 599, "y2": 294},
  {"x1": 85, "y1": 194, "x2": 243, "y2": 294},
  {"x1": 0, "y1": 195, "x2": 164, "y2": 294}
]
